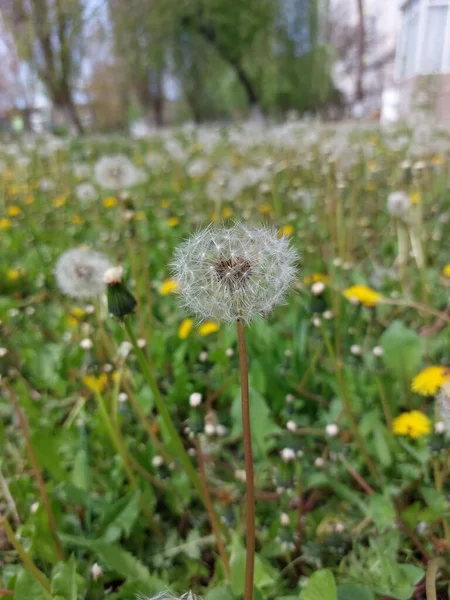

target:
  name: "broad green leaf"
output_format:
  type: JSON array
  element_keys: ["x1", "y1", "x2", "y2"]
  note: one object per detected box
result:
[
  {"x1": 367, "y1": 494, "x2": 396, "y2": 530},
  {"x1": 51, "y1": 557, "x2": 77, "y2": 600},
  {"x1": 71, "y1": 448, "x2": 89, "y2": 490},
  {"x1": 300, "y1": 569, "x2": 337, "y2": 600},
  {"x1": 380, "y1": 321, "x2": 425, "y2": 382},
  {"x1": 421, "y1": 486, "x2": 448, "y2": 515},
  {"x1": 99, "y1": 490, "x2": 141, "y2": 543},
  {"x1": 205, "y1": 586, "x2": 236, "y2": 600},
  {"x1": 60, "y1": 534, "x2": 161, "y2": 584},
  {"x1": 229, "y1": 536, "x2": 275, "y2": 596},
  {"x1": 14, "y1": 569, "x2": 52, "y2": 600},
  {"x1": 337, "y1": 584, "x2": 374, "y2": 600}
]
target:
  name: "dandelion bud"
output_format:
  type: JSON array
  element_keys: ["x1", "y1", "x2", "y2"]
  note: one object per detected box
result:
[
  {"x1": 189, "y1": 392, "x2": 202, "y2": 407},
  {"x1": 286, "y1": 420, "x2": 297, "y2": 432},
  {"x1": 152, "y1": 455, "x2": 164, "y2": 468},
  {"x1": 90, "y1": 563, "x2": 103, "y2": 581},
  {"x1": 326, "y1": 423, "x2": 339, "y2": 437},
  {"x1": 281, "y1": 447, "x2": 295, "y2": 463},
  {"x1": 104, "y1": 266, "x2": 137, "y2": 319}
]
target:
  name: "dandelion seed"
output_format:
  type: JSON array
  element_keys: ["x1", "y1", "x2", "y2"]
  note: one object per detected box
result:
[
  {"x1": 55, "y1": 248, "x2": 112, "y2": 299},
  {"x1": 172, "y1": 223, "x2": 298, "y2": 324}
]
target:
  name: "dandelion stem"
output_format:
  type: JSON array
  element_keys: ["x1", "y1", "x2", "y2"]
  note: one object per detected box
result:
[
  {"x1": 236, "y1": 318, "x2": 255, "y2": 600},
  {"x1": 5, "y1": 383, "x2": 65, "y2": 561},
  {"x1": 124, "y1": 318, "x2": 205, "y2": 503},
  {"x1": 1, "y1": 517, "x2": 51, "y2": 592},
  {"x1": 425, "y1": 558, "x2": 444, "y2": 600},
  {"x1": 196, "y1": 438, "x2": 231, "y2": 578}
]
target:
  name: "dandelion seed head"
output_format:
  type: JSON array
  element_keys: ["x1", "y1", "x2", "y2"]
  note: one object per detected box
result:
[
  {"x1": 94, "y1": 154, "x2": 146, "y2": 190},
  {"x1": 387, "y1": 191, "x2": 411, "y2": 219},
  {"x1": 437, "y1": 381, "x2": 450, "y2": 434},
  {"x1": 172, "y1": 223, "x2": 298, "y2": 324},
  {"x1": 55, "y1": 248, "x2": 112, "y2": 299}
]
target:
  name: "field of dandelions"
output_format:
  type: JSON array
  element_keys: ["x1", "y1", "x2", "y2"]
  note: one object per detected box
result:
[{"x1": 0, "y1": 121, "x2": 450, "y2": 600}]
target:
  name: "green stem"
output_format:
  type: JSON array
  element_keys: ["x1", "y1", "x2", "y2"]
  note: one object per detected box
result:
[
  {"x1": 1, "y1": 517, "x2": 51, "y2": 592},
  {"x1": 124, "y1": 318, "x2": 205, "y2": 502}
]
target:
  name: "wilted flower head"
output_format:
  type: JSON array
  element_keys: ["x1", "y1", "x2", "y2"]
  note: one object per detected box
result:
[
  {"x1": 172, "y1": 223, "x2": 298, "y2": 323},
  {"x1": 94, "y1": 154, "x2": 146, "y2": 189},
  {"x1": 387, "y1": 191, "x2": 411, "y2": 219},
  {"x1": 55, "y1": 248, "x2": 112, "y2": 298}
]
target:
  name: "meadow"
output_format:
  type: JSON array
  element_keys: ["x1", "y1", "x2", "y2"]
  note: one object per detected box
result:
[{"x1": 0, "y1": 120, "x2": 449, "y2": 600}]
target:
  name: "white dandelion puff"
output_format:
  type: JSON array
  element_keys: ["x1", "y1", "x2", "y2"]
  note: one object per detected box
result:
[
  {"x1": 94, "y1": 154, "x2": 146, "y2": 190},
  {"x1": 172, "y1": 223, "x2": 298, "y2": 324},
  {"x1": 437, "y1": 381, "x2": 450, "y2": 435},
  {"x1": 387, "y1": 191, "x2": 411, "y2": 220},
  {"x1": 55, "y1": 248, "x2": 112, "y2": 299}
]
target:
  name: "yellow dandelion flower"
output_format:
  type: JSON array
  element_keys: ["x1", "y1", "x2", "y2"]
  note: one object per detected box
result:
[
  {"x1": 7, "y1": 205, "x2": 22, "y2": 217},
  {"x1": 168, "y1": 216, "x2": 179, "y2": 227},
  {"x1": 443, "y1": 264, "x2": 450, "y2": 277},
  {"x1": 343, "y1": 285, "x2": 383, "y2": 307},
  {"x1": 209, "y1": 212, "x2": 219, "y2": 222},
  {"x1": 410, "y1": 192, "x2": 421, "y2": 204},
  {"x1": 198, "y1": 321, "x2": 220, "y2": 336},
  {"x1": 24, "y1": 194, "x2": 34, "y2": 205},
  {"x1": 160, "y1": 279, "x2": 179, "y2": 295},
  {"x1": 71, "y1": 307, "x2": 85, "y2": 319},
  {"x1": 160, "y1": 199, "x2": 170, "y2": 209},
  {"x1": 53, "y1": 196, "x2": 67, "y2": 208},
  {"x1": 7, "y1": 184, "x2": 21, "y2": 195},
  {"x1": 304, "y1": 273, "x2": 330, "y2": 285},
  {"x1": 83, "y1": 374, "x2": 108, "y2": 394},
  {"x1": 103, "y1": 196, "x2": 117, "y2": 208},
  {"x1": 178, "y1": 318, "x2": 194, "y2": 340},
  {"x1": 134, "y1": 154, "x2": 143, "y2": 165},
  {"x1": 411, "y1": 366, "x2": 450, "y2": 396},
  {"x1": 134, "y1": 211, "x2": 146, "y2": 221},
  {"x1": 279, "y1": 224, "x2": 294, "y2": 237},
  {"x1": 67, "y1": 316, "x2": 79, "y2": 328},
  {"x1": 7, "y1": 269, "x2": 21, "y2": 281},
  {"x1": 71, "y1": 215, "x2": 84, "y2": 225},
  {"x1": 392, "y1": 410, "x2": 431, "y2": 439},
  {"x1": 432, "y1": 154, "x2": 443, "y2": 165},
  {"x1": 0, "y1": 218, "x2": 11, "y2": 230},
  {"x1": 111, "y1": 371, "x2": 121, "y2": 383},
  {"x1": 222, "y1": 207, "x2": 233, "y2": 218},
  {"x1": 259, "y1": 203, "x2": 272, "y2": 215}
]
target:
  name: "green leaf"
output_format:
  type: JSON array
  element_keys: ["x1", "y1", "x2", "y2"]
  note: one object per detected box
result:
[
  {"x1": 299, "y1": 569, "x2": 337, "y2": 600},
  {"x1": 231, "y1": 388, "x2": 280, "y2": 456},
  {"x1": 51, "y1": 557, "x2": 77, "y2": 600},
  {"x1": 421, "y1": 486, "x2": 448, "y2": 515},
  {"x1": 367, "y1": 494, "x2": 397, "y2": 530},
  {"x1": 337, "y1": 584, "x2": 374, "y2": 600},
  {"x1": 60, "y1": 533, "x2": 163, "y2": 585},
  {"x1": 205, "y1": 586, "x2": 236, "y2": 600},
  {"x1": 229, "y1": 536, "x2": 275, "y2": 596},
  {"x1": 99, "y1": 490, "x2": 141, "y2": 543},
  {"x1": 71, "y1": 448, "x2": 89, "y2": 491},
  {"x1": 14, "y1": 570, "x2": 52, "y2": 600},
  {"x1": 380, "y1": 321, "x2": 425, "y2": 382}
]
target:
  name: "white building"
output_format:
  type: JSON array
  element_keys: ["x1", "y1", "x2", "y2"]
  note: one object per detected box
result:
[{"x1": 395, "y1": 0, "x2": 450, "y2": 118}]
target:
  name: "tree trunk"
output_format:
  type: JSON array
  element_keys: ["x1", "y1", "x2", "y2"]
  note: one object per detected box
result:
[
  {"x1": 355, "y1": 0, "x2": 365, "y2": 102},
  {"x1": 52, "y1": 85, "x2": 84, "y2": 134}
]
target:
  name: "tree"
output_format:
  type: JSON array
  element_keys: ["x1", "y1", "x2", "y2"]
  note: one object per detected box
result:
[{"x1": 1, "y1": 0, "x2": 85, "y2": 132}]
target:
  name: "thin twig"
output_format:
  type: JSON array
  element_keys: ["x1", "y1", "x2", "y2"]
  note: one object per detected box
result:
[{"x1": 425, "y1": 557, "x2": 444, "y2": 600}]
